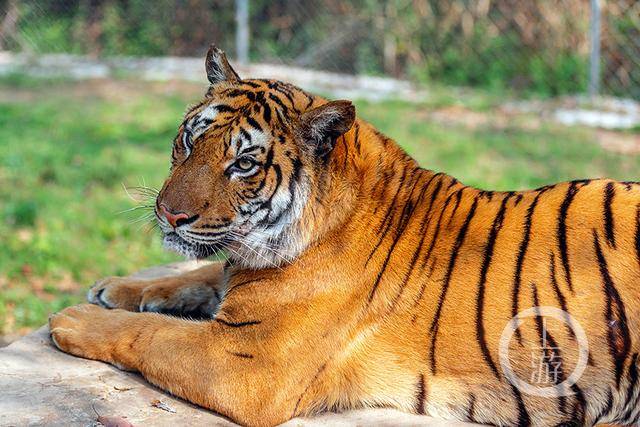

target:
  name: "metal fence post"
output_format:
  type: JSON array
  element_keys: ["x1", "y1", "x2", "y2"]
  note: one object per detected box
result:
[
  {"x1": 235, "y1": 0, "x2": 249, "y2": 65},
  {"x1": 589, "y1": 0, "x2": 601, "y2": 98}
]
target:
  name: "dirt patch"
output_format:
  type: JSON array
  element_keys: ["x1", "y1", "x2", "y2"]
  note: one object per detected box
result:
[
  {"x1": 0, "y1": 78, "x2": 206, "y2": 105},
  {"x1": 423, "y1": 105, "x2": 542, "y2": 131},
  {"x1": 421, "y1": 104, "x2": 640, "y2": 154},
  {"x1": 595, "y1": 129, "x2": 640, "y2": 154}
]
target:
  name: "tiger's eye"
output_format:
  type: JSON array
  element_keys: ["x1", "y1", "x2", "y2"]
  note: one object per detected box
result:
[{"x1": 237, "y1": 158, "x2": 254, "y2": 171}]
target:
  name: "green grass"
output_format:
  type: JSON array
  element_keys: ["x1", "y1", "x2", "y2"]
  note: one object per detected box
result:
[
  {"x1": 1, "y1": 76, "x2": 639, "y2": 335},
  {"x1": 356, "y1": 99, "x2": 640, "y2": 190}
]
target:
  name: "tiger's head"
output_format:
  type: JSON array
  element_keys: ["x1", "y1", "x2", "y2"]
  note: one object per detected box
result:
[{"x1": 155, "y1": 45, "x2": 356, "y2": 268}]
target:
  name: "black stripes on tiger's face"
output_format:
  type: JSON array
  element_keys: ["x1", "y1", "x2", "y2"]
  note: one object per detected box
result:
[{"x1": 154, "y1": 45, "x2": 355, "y2": 268}]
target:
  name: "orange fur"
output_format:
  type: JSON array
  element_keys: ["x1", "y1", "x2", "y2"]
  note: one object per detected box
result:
[{"x1": 50, "y1": 46, "x2": 640, "y2": 426}]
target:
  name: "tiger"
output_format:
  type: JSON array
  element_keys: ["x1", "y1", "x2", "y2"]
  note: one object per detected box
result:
[{"x1": 49, "y1": 45, "x2": 640, "y2": 427}]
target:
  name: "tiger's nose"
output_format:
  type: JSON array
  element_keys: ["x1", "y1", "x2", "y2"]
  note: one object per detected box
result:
[{"x1": 159, "y1": 203, "x2": 192, "y2": 228}]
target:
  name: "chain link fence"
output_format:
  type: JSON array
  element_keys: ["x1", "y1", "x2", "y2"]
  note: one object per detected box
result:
[
  {"x1": 0, "y1": 0, "x2": 638, "y2": 99},
  {"x1": 601, "y1": 0, "x2": 640, "y2": 99}
]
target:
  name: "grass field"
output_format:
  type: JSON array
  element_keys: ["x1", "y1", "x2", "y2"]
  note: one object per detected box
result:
[{"x1": 1, "y1": 75, "x2": 639, "y2": 337}]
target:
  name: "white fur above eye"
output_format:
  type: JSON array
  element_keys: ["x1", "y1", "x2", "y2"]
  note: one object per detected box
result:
[
  {"x1": 232, "y1": 127, "x2": 269, "y2": 155},
  {"x1": 183, "y1": 106, "x2": 220, "y2": 156}
]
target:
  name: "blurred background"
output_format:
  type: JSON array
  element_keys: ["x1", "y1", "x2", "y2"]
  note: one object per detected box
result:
[{"x1": 0, "y1": 0, "x2": 639, "y2": 343}]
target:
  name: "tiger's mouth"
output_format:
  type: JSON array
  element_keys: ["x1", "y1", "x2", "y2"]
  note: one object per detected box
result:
[{"x1": 162, "y1": 231, "x2": 224, "y2": 260}]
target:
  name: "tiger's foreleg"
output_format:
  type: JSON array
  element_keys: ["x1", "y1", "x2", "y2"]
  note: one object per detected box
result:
[
  {"x1": 49, "y1": 304, "x2": 294, "y2": 426},
  {"x1": 87, "y1": 262, "x2": 225, "y2": 317}
]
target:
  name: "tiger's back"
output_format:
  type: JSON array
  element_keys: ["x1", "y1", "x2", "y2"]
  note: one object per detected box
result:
[{"x1": 335, "y1": 164, "x2": 640, "y2": 425}]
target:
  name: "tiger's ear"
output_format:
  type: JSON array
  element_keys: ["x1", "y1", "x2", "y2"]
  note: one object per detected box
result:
[
  {"x1": 297, "y1": 100, "x2": 356, "y2": 158},
  {"x1": 205, "y1": 45, "x2": 240, "y2": 85}
]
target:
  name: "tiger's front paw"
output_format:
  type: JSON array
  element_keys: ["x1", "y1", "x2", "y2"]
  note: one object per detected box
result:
[
  {"x1": 139, "y1": 283, "x2": 220, "y2": 319},
  {"x1": 49, "y1": 304, "x2": 128, "y2": 365},
  {"x1": 87, "y1": 276, "x2": 146, "y2": 311},
  {"x1": 87, "y1": 276, "x2": 220, "y2": 319}
]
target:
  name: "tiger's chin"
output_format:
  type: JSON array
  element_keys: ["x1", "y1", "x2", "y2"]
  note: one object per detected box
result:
[{"x1": 162, "y1": 232, "x2": 222, "y2": 260}]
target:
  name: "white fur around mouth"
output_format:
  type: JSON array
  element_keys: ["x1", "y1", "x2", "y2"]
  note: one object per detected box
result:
[{"x1": 162, "y1": 232, "x2": 221, "y2": 259}]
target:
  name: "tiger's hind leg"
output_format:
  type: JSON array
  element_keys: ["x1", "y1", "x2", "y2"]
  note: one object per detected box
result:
[
  {"x1": 87, "y1": 262, "x2": 225, "y2": 318},
  {"x1": 611, "y1": 354, "x2": 640, "y2": 426}
]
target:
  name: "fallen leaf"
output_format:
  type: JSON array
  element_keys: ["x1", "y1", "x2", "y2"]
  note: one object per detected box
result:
[
  {"x1": 113, "y1": 385, "x2": 134, "y2": 391},
  {"x1": 97, "y1": 415, "x2": 134, "y2": 427},
  {"x1": 151, "y1": 399, "x2": 177, "y2": 413},
  {"x1": 92, "y1": 403, "x2": 134, "y2": 427}
]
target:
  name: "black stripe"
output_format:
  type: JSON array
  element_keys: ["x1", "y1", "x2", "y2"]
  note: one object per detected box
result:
[
  {"x1": 300, "y1": 89, "x2": 314, "y2": 110},
  {"x1": 292, "y1": 363, "x2": 327, "y2": 417},
  {"x1": 512, "y1": 191, "x2": 545, "y2": 344},
  {"x1": 531, "y1": 284, "x2": 567, "y2": 414},
  {"x1": 510, "y1": 383, "x2": 531, "y2": 427},
  {"x1": 239, "y1": 127, "x2": 251, "y2": 142},
  {"x1": 446, "y1": 188, "x2": 464, "y2": 227},
  {"x1": 476, "y1": 193, "x2": 512, "y2": 379},
  {"x1": 365, "y1": 167, "x2": 409, "y2": 266},
  {"x1": 549, "y1": 253, "x2": 577, "y2": 341},
  {"x1": 566, "y1": 383, "x2": 587, "y2": 426},
  {"x1": 421, "y1": 190, "x2": 458, "y2": 269},
  {"x1": 557, "y1": 182, "x2": 581, "y2": 293},
  {"x1": 429, "y1": 196, "x2": 479, "y2": 374},
  {"x1": 245, "y1": 116, "x2": 263, "y2": 132},
  {"x1": 388, "y1": 174, "x2": 438, "y2": 308},
  {"x1": 283, "y1": 156, "x2": 302, "y2": 215},
  {"x1": 239, "y1": 145, "x2": 265, "y2": 156},
  {"x1": 368, "y1": 172, "x2": 423, "y2": 303},
  {"x1": 224, "y1": 88, "x2": 252, "y2": 99},
  {"x1": 214, "y1": 104, "x2": 238, "y2": 113},
  {"x1": 274, "y1": 86, "x2": 298, "y2": 112},
  {"x1": 635, "y1": 204, "x2": 640, "y2": 268},
  {"x1": 255, "y1": 145, "x2": 282, "y2": 219},
  {"x1": 603, "y1": 182, "x2": 616, "y2": 248},
  {"x1": 535, "y1": 183, "x2": 557, "y2": 192},
  {"x1": 187, "y1": 229, "x2": 226, "y2": 238},
  {"x1": 241, "y1": 80, "x2": 262, "y2": 88},
  {"x1": 467, "y1": 394, "x2": 477, "y2": 423},
  {"x1": 415, "y1": 374, "x2": 426, "y2": 414},
  {"x1": 262, "y1": 102, "x2": 272, "y2": 124},
  {"x1": 262, "y1": 156, "x2": 301, "y2": 228},
  {"x1": 353, "y1": 122, "x2": 361, "y2": 153},
  {"x1": 406, "y1": 175, "x2": 446, "y2": 308},
  {"x1": 621, "y1": 353, "x2": 639, "y2": 423},
  {"x1": 339, "y1": 135, "x2": 349, "y2": 172},
  {"x1": 268, "y1": 93, "x2": 291, "y2": 117},
  {"x1": 226, "y1": 350, "x2": 254, "y2": 359},
  {"x1": 215, "y1": 318, "x2": 262, "y2": 327},
  {"x1": 593, "y1": 230, "x2": 631, "y2": 387}
]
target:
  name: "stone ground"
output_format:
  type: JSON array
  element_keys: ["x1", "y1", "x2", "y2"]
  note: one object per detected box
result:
[{"x1": 0, "y1": 262, "x2": 474, "y2": 426}]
